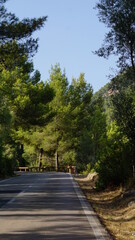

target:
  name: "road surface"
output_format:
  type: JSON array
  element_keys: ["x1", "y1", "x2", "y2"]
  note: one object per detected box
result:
[{"x1": 0, "y1": 172, "x2": 111, "y2": 240}]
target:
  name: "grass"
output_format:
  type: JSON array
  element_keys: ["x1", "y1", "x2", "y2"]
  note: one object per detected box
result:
[{"x1": 75, "y1": 174, "x2": 135, "y2": 240}]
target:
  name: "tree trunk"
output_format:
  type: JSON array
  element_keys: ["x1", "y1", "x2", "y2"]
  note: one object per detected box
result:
[
  {"x1": 55, "y1": 150, "x2": 59, "y2": 172},
  {"x1": 19, "y1": 144, "x2": 25, "y2": 166},
  {"x1": 130, "y1": 41, "x2": 135, "y2": 75},
  {"x1": 133, "y1": 146, "x2": 135, "y2": 178},
  {"x1": 38, "y1": 148, "x2": 43, "y2": 172}
]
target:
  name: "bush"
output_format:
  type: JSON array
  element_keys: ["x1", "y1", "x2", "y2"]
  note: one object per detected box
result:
[{"x1": 95, "y1": 122, "x2": 133, "y2": 189}]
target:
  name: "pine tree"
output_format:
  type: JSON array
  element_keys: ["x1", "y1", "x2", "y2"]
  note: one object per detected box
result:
[
  {"x1": 95, "y1": 0, "x2": 135, "y2": 73},
  {"x1": 0, "y1": 0, "x2": 47, "y2": 72}
]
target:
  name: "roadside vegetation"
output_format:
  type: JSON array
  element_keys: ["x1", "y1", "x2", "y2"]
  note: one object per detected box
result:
[
  {"x1": 76, "y1": 174, "x2": 135, "y2": 240},
  {"x1": 0, "y1": 0, "x2": 135, "y2": 196},
  {"x1": 0, "y1": 0, "x2": 135, "y2": 238}
]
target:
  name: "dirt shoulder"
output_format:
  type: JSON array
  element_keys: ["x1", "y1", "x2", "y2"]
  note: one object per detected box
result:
[{"x1": 75, "y1": 174, "x2": 135, "y2": 240}]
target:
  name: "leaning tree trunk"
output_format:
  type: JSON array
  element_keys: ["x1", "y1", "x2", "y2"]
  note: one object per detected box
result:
[
  {"x1": 19, "y1": 144, "x2": 25, "y2": 166},
  {"x1": 130, "y1": 42, "x2": 135, "y2": 76},
  {"x1": 55, "y1": 150, "x2": 59, "y2": 172},
  {"x1": 133, "y1": 146, "x2": 135, "y2": 178},
  {"x1": 38, "y1": 148, "x2": 43, "y2": 172}
]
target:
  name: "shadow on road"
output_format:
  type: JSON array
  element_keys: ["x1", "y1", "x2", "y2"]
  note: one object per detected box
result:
[{"x1": 0, "y1": 173, "x2": 107, "y2": 239}]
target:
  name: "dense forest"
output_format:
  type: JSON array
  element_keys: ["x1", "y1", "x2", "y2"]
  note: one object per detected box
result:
[{"x1": 0, "y1": 0, "x2": 135, "y2": 189}]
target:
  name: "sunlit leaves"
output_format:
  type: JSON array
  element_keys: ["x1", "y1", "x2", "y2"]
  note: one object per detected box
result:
[{"x1": 95, "y1": 0, "x2": 135, "y2": 72}]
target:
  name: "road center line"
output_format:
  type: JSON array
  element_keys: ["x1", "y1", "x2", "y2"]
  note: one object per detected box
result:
[
  {"x1": 0, "y1": 175, "x2": 43, "y2": 209},
  {"x1": 0, "y1": 189, "x2": 25, "y2": 209}
]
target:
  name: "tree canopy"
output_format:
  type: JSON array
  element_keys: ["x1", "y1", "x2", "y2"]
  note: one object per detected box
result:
[
  {"x1": 95, "y1": 0, "x2": 135, "y2": 73},
  {"x1": 0, "y1": 0, "x2": 134, "y2": 190},
  {"x1": 0, "y1": 0, "x2": 47, "y2": 72}
]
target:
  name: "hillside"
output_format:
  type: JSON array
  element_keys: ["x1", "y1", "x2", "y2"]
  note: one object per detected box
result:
[{"x1": 93, "y1": 69, "x2": 135, "y2": 101}]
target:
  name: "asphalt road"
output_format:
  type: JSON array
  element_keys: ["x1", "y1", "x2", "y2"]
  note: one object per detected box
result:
[{"x1": 0, "y1": 172, "x2": 111, "y2": 240}]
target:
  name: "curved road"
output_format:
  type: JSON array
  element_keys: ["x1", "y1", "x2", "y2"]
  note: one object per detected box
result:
[{"x1": 0, "y1": 172, "x2": 111, "y2": 240}]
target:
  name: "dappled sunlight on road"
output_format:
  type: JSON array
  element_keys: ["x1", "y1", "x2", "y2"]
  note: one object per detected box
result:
[{"x1": 0, "y1": 173, "x2": 110, "y2": 240}]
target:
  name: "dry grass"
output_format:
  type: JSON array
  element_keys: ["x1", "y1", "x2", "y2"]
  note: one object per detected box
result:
[{"x1": 75, "y1": 174, "x2": 135, "y2": 240}]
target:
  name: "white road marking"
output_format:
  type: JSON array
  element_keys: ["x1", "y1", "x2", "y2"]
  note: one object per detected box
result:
[
  {"x1": 0, "y1": 174, "x2": 45, "y2": 209},
  {"x1": 2, "y1": 190, "x2": 26, "y2": 208},
  {"x1": 70, "y1": 175, "x2": 111, "y2": 240},
  {"x1": 6, "y1": 198, "x2": 16, "y2": 204},
  {"x1": 0, "y1": 178, "x2": 11, "y2": 183},
  {"x1": 0, "y1": 175, "x2": 40, "y2": 209}
]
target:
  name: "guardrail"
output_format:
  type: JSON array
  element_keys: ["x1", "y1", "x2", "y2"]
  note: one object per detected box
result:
[
  {"x1": 16, "y1": 165, "x2": 77, "y2": 173},
  {"x1": 18, "y1": 167, "x2": 29, "y2": 172},
  {"x1": 16, "y1": 167, "x2": 46, "y2": 172}
]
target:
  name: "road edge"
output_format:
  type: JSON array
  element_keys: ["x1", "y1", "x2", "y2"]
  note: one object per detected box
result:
[{"x1": 70, "y1": 174, "x2": 113, "y2": 240}]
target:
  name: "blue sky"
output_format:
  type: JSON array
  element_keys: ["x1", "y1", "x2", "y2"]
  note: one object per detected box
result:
[{"x1": 6, "y1": 0, "x2": 118, "y2": 92}]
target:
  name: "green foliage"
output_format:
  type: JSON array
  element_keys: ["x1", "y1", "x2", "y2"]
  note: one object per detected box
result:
[
  {"x1": 0, "y1": 90, "x2": 13, "y2": 176},
  {"x1": 0, "y1": 0, "x2": 134, "y2": 188},
  {"x1": 64, "y1": 73, "x2": 93, "y2": 170},
  {"x1": 82, "y1": 163, "x2": 92, "y2": 175},
  {"x1": 0, "y1": 0, "x2": 47, "y2": 72},
  {"x1": 24, "y1": 67, "x2": 94, "y2": 171},
  {"x1": 22, "y1": 145, "x2": 38, "y2": 167},
  {"x1": 62, "y1": 150, "x2": 76, "y2": 166},
  {"x1": 0, "y1": 1, "x2": 50, "y2": 176},
  {"x1": 90, "y1": 97, "x2": 107, "y2": 162},
  {"x1": 93, "y1": 68, "x2": 135, "y2": 188},
  {"x1": 112, "y1": 88, "x2": 135, "y2": 145},
  {"x1": 95, "y1": 0, "x2": 135, "y2": 72},
  {"x1": 96, "y1": 122, "x2": 132, "y2": 189},
  {"x1": 43, "y1": 65, "x2": 69, "y2": 161}
]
